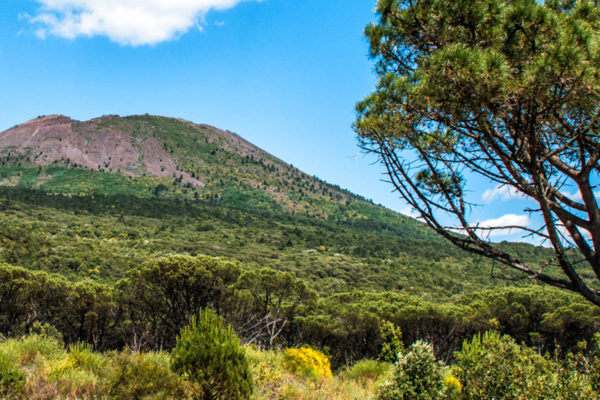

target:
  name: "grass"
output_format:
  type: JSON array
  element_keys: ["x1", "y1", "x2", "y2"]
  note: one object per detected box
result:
[
  {"x1": 248, "y1": 347, "x2": 384, "y2": 400},
  {"x1": 0, "y1": 334, "x2": 388, "y2": 400}
]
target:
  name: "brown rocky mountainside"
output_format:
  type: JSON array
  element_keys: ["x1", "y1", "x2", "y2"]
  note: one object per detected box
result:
[
  {"x1": 0, "y1": 114, "x2": 361, "y2": 214},
  {"x1": 0, "y1": 114, "x2": 287, "y2": 187}
]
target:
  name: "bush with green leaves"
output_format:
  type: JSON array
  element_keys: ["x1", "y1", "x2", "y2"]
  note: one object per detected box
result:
[
  {"x1": 0, "y1": 351, "x2": 25, "y2": 399},
  {"x1": 171, "y1": 309, "x2": 253, "y2": 400},
  {"x1": 68, "y1": 342, "x2": 107, "y2": 374},
  {"x1": 344, "y1": 359, "x2": 391, "y2": 386},
  {"x1": 2, "y1": 334, "x2": 64, "y2": 366},
  {"x1": 453, "y1": 331, "x2": 550, "y2": 399},
  {"x1": 379, "y1": 321, "x2": 405, "y2": 363},
  {"x1": 585, "y1": 333, "x2": 600, "y2": 393},
  {"x1": 452, "y1": 331, "x2": 598, "y2": 400},
  {"x1": 103, "y1": 351, "x2": 192, "y2": 400},
  {"x1": 376, "y1": 340, "x2": 446, "y2": 400}
]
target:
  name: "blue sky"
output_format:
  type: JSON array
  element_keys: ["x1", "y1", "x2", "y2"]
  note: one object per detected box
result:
[{"x1": 0, "y1": 0, "x2": 555, "y2": 244}]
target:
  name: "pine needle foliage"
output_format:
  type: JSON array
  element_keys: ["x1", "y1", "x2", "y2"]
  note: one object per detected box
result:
[
  {"x1": 378, "y1": 321, "x2": 405, "y2": 363},
  {"x1": 356, "y1": 0, "x2": 600, "y2": 306},
  {"x1": 171, "y1": 308, "x2": 253, "y2": 400}
]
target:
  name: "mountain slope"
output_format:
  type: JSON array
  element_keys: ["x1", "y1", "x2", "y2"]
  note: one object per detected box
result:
[
  {"x1": 0, "y1": 114, "x2": 357, "y2": 215},
  {"x1": 0, "y1": 114, "x2": 445, "y2": 237},
  {"x1": 0, "y1": 114, "x2": 549, "y2": 296}
]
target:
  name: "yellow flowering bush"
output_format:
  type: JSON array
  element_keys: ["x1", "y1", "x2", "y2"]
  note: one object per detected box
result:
[
  {"x1": 283, "y1": 346, "x2": 332, "y2": 380},
  {"x1": 444, "y1": 374, "x2": 462, "y2": 397},
  {"x1": 45, "y1": 356, "x2": 76, "y2": 380}
]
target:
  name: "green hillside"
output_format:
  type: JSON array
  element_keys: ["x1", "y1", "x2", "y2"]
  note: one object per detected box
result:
[
  {"x1": 0, "y1": 115, "x2": 509, "y2": 295},
  {"x1": 1, "y1": 114, "x2": 381, "y2": 217},
  {"x1": 0, "y1": 184, "x2": 494, "y2": 297},
  {"x1": 1, "y1": 115, "x2": 599, "y2": 400}
]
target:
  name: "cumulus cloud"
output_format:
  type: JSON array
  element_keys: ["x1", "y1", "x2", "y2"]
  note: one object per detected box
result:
[
  {"x1": 447, "y1": 213, "x2": 532, "y2": 240},
  {"x1": 481, "y1": 184, "x2": 522, "y2": 203},
  {"x1": 29, "y1": 0, "x2": 249, "y2": 45},
  {"x1": 400, "y1": 206, "x2": 422, "y2": 220},
  {"x1": 562, "y1": 189, "x2": 600, "y2": 203},
  {"x1": 476, "y1": 213, "x2": 531, "y2": 238}
]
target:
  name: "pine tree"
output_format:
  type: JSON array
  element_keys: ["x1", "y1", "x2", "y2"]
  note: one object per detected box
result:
[
  {"x1": 356, "y1": 0, "x2": 600, "y2": 306},
  {"x1": 171, "y1": 309, "x2": 253, "y2": 400}
]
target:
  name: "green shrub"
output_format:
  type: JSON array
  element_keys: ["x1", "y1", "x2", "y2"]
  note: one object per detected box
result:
[
  {"x1": 44, "y1": 355, "x2": 98, "y2": 400},
  {"x1": 103, "y1": 351, "x2": 192, "y2": 400},
  {"x1": 68, "y1": 342, "x2": 107, "y2": 374},
  {"x1": 378, "y1": 321, "x2": 405, "y2": 363},
  {"x1": 0, "y1": 351, "x2": 25, "y2": 399},
  {"x1": 40, "y1": 343, "x2": 109, "y2": 398},
  {"x1": 592, "y1": 357, "x2": 600, "y2": 394},
  {"x1": 2, "y1": 334, "x2": 64, "y2": 366},
  {"x1": 590, "y1": 333, "x2": 600, "y2": 393},
  {"x1": 453, "y1": 331, "x2": 554, "y2": 400},
  {"x1": 283, "y1": 346, "x2": 333, "y2": 380},
  {"x1": 344, "y1": 359, "x2": 391, "y2": 385},
  {"x1": 548, "y1": 341, "x2": 600, "y2": 400},
  {"x1": 376, "y1": 340, "x2": 446, "y2": 400},
  {"x1": 171, "y1": 308, "x2": 253, "y2": 400}
]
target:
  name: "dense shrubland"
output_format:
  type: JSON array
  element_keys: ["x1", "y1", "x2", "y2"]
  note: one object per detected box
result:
[
  {"x1": 0, "y1": 243, "x2": 596, "y2": 399},
  {"x1": 1, "y1": 325, "x2": 599, "y2": 399},
  {"x1": 0, "y1": 185, "x2": 560, "y2": 296},
  {"x1": 0, "y1": 181, "x2": 596, "y2": 397},
  {"x1": 1, "y1": 257, "x2": 599, "y2": 365}
]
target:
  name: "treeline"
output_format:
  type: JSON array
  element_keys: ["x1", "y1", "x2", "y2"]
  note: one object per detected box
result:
[{"x1": 1, "y1": 256, "x2": 598, "y2": 366}]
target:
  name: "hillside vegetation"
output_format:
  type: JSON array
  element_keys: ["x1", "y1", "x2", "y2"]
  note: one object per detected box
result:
[
  {"x1": 0, "y1": 115, "x2": 564, "y2": 293},
  {"x1": 0, "y1": 183, "x2": 545, "y2": 296},
  {"x1": 0, "y1": 115, "x2": 598, "y2": 398}
]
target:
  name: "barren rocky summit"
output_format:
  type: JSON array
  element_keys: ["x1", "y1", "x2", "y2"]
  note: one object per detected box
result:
[
  {"x1": 0, "y1": 114, "x2": 354, "y2": 214},
  {"x1": 0, "y1": 114, "x2": 285, "y2": 187}
]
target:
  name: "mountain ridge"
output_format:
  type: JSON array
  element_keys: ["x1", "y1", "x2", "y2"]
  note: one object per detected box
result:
[
  {"x1": 2, "y1": 113, "x2": 281, "y2": 187},
  {"x1": 0, "y1": 114, "x2": 372, "y2": 217}
]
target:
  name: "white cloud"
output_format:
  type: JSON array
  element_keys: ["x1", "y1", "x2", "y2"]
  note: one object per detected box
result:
[
  {"x1": 476, "y1": 213, "x2": 531, "y2": 238},
  {"x1": 400, "y1": 206, "x2": 422, "y2": 220},
  {"x1": 446, "y1": 213, "x2": 539, "y2": 243},
  {"x1": 29, "y1": 0, "x2": 249, "y2": 45},
  {"x1": 564, "y1": 190, "x2": 583, "y2": 202},
  {"x1": 562, "y1": 190, "x2": 600, "y2": 203},
  {"x1": 481, "y1": 184, "x2": 522, "y2": 203}
]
